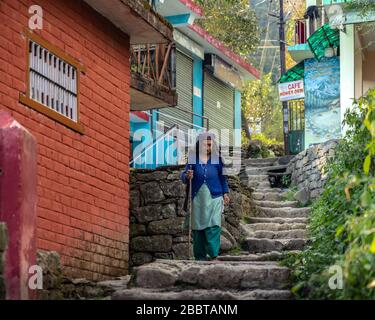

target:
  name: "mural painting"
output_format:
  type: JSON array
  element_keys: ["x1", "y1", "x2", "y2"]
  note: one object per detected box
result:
[{"x1": 304, "y1": 57, "x2": 341, "y2": 147}]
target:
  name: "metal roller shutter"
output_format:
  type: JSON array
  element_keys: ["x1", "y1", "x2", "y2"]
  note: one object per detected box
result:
[
  {"x1": 203, "y1": 71, "x2": 234, "y2": 147},
  {"x1": 158, "y1": 51, "x2": 193, "y2": 133}
]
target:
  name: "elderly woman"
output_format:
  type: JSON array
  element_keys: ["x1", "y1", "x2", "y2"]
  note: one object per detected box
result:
[{"x1": 181, "y1": 133, "x2": 230, "y2": 261}]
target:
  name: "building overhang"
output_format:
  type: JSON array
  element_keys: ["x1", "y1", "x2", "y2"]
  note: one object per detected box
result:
[
  {"x1": 324, "y1": 1, "x2": 375, "y2": 26},
  {"x1": 288, "y1": 44, "x2": 315, "y2": 64},
  {"x1": 130, "y1": 73, "x2": 177, "y2": 111},
  {"x1": 83, "y1": 0, "x2": 173, "y2": 44},
  {"x1": 180, "y1": 24, "x2": 260, "y2": 83},
  {"x1": 174, "y1": 29, "x2": 205, "y2": 59},
  {"x1": 155, "y1": 0, "x2": 204, "y2": 19}
]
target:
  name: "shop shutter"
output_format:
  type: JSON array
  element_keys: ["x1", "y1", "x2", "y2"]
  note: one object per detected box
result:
[
  {"x1": 158, "y1": 50, "x2": 193, "y2": 133},
  {"x1": 203, "y1": 71, "x2": 234, "y2": 147}
]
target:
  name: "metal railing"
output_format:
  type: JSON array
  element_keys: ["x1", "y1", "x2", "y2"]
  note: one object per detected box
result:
[
  {"x1": 130, "y1": 43, "x2": 176, "y2": 91},
  {"x1": 157, "y1": 106, "x2": 210, "y2": 131},
  {"x1": 293, "y1": 6, "x2": 328, "y2": 45},
  {"x1": 130, "y1": 109, "x2": 209, "y2": 169},
  {"x1": 130, "y1": 124, "x2": 178, "y2": 168}
]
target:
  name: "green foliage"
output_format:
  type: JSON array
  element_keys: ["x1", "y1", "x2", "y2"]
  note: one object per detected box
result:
[
  {"x1": 242, "y1": 73, "x2": 284, "y2": 143},
  {"x1": 194, "y1": 0, "x2": 259, "y2": 59},
  {"x1": 281, "y1": 174, "x2": 292, "y2": 188},
  {"x1": 281, "y1": 187, "x2": 298, "y2": 202},
  {"x1": 227, "y1": 246, "x2": 243, "y2": 256},
  {"x1": 347, "y1": 0, "x2": 375, "y2": 17},
  {"x1": 251, "y1": 133, "x2": 280, "y2": 146},
  {"x1": 281, "y1": 90, "x2": 375, "y2": 300}
]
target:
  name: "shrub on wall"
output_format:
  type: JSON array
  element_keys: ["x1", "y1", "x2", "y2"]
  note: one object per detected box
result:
[{"x1": 282, "y1": 90, "x2": 375, "y2": 300}]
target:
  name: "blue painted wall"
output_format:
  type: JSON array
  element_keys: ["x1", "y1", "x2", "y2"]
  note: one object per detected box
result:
[
  {"x1": 165, "y1": 14, "x2": 191, "y2": 26},
  {"x1": 131, "y1": 119, "x2": 154, "y2": 169},
  {"x1": 192, "y1": 58, "x2": 203, "y2": 129},
  {"x1": 234, "y1": 90, "x2": 242, "y2": 147}
]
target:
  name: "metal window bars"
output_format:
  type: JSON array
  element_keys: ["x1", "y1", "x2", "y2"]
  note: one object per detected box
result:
[
  {"x1": 293, "y1": 6, "x2": 328, "y2": 45},
  {"x1": 29, "y1": 40, "x2": 78, "y2": 121}
]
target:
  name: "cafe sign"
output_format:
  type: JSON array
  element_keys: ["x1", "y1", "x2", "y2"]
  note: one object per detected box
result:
[{"x1": 278, "y1": 80, "x2": 305, "y2": 102}]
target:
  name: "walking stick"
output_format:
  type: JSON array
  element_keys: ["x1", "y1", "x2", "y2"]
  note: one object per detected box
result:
[{"x1": 188, "y1": 165, "x2": 193, "y2": 260}]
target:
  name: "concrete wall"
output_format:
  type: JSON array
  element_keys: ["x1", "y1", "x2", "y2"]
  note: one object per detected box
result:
[
  {"x1": 287, "y1": 139, "x2": 339, "y2": 200},
  {"x1": 0, "y1": 112, "x2": 37, "y2": 300},
  {"x1": 340, "y1": 24, "x2": 355, "y2": 134},
  {"x1": 355, "y1": 31, "x2": 363, "y2": 99},
  {"x1": 0, "y1": 0, "x2": 131, "y2": 281},
  {"x1": 0, "y1": 223, "x2": 7, "y2": 300}
]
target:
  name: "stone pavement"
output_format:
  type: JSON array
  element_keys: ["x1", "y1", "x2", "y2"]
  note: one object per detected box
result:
[{"x1": 112, "y1": 157, "x2": 309, "y2": 300}]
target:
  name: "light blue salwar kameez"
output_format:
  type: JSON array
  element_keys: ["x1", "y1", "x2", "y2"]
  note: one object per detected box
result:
[{"x1": 191, "y1": 184, "x2": 224, "y2": 260}]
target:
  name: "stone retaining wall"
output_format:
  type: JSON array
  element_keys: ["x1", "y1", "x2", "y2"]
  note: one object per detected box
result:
[
  {"x1": 0, "y1": 223, "x2": 7, "y2": 299},
  {"x1": 36, "y1": 250, "x2": 130, "y2": 300},
  {"x1": 129, "y1": 166, "x2": 254, "y2": 267},
  {"x1": 286, "y1": 139, "x2": 339, "y2": 200}
]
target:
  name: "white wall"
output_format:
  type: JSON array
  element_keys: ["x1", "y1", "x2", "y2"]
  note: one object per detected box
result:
[
  {"x1": 340, "y1": 24, "x2": 355, "y2": 134},
  {"x1": 355, "y1": 30, "x2": 363, "y2": 99}
]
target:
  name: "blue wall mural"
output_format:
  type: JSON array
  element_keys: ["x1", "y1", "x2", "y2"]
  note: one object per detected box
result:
[{"x1": 304, "y1": 57, "x2": 341, "y2": 147}]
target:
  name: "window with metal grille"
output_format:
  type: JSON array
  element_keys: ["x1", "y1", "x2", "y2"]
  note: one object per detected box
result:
[
  {"x1": 20, "y1": 30, "x2": 84, "y2": 134},
  {"x1": 29, "y1": 40, "x2": 78, "y2": 121}
]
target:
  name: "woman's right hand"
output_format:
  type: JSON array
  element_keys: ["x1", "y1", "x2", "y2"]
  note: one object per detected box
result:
[{"x1": 186, "y1": 170, "x2": 194, "y2": 180}]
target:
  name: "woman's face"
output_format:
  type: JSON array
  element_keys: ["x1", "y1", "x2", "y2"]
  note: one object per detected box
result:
[{"x1": 200, "y1": 139, "x2": 212, "y2": 156}]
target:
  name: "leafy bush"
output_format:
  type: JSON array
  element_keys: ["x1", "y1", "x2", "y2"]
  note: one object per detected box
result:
[{"x1": 281, "y1": 90, "x2": 375, "y2": 300}]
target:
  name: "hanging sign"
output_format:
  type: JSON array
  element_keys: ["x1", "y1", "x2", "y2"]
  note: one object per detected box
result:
[{"x1": 278, "y1": 80, "x2": 305, "y2": 102}]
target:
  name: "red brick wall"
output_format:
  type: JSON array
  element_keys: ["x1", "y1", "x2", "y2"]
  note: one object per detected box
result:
[{"x1": 0, "y1": 0, "x2": 131, "y2": 281}]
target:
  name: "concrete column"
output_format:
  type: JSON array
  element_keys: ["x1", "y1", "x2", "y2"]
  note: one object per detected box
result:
[
  {"x1": 0, "y1": 111, "x2": 37, "y2": 300},
  {"x1": 234, "y1": 90, "x2": 242, "y2": 148},
  {"x1": 192, "y1": 58, "x2": 203, "y2": 129},
  {"x1": 340, "y1": 24, "x2": 355, "y2": 134}
]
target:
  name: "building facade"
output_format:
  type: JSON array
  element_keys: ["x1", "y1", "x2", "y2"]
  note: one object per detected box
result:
[
  {"x1": 0, "y1": 0, "x2": 173, "y2": 283},
  {"x1": 130, "y1": 0, "x2": 260, "y2": 169},
  {"x1": 282, "y1": 0, "x2": 375, "y2": 153}
]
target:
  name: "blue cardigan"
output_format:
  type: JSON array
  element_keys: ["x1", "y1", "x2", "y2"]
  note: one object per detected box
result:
[{"x1": 181, "y1": 158, "x2": 229, "y2": 199}]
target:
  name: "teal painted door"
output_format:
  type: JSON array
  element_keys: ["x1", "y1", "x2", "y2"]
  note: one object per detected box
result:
[{"x1": 288, "y1": 99, "x2": 305, "y2": 154}]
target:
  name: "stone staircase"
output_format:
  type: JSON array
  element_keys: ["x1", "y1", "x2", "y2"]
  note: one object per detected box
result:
[{"x1": 112, "y1": 157, "x2": 309, "y2": 300}]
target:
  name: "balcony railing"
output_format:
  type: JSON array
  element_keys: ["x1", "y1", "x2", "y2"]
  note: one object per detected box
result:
[
  {"x1": 130, "y1": 43, "x2": 177, "y2": 111},
  {"x1": 293, "y1": 6, "x2": 328, "y2": 45},
  {"x1": 323, "y1": 0, "x2": 351, "y2": 5}
]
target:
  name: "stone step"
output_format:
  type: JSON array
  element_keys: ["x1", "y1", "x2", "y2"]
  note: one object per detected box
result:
[
  {"x1": 245, "y1": 165, "x2": 288, "y2": 175},
  {"x1": 246, "y1": 175, "x2": 269, "y2": 182},
  {"x1": 219, "y1": 251, "x2": 287, "y2": 262},
  {"x1": 257, "y1": 188, "x2": 285, "y2": 193},
  {"x1": 247, "y1": 181, "x2": 271, "y2": 189},
  {"x1": 252, "y1": 192, "x2": 283, "y2": 201},
  {"x1": 254, "y1": 200, "x2": 299, "y2": 208},
  {"x1": 112, "y1": 288, "x2": 292, "y2": 300},
  {"x1": 247, "y1": 217, "x2": 308, "y2": 224},
  {"x1": 250, "y1": 229, "x2": 307, "y2": 240},
  {"x1": 256, "y1": 207, "x2": 311, "y2": 218},
  {"x1": 132, "y1": 260, "x2": 290, "y2": 291},
  {"x1": 242, "y1": 238, "x2": 306, "y2": 253},
  {"x1": 244, "y1": 158, "x2": 279, "y2": 165},
  {"x1": 243, "y1": 222, "x2": 307, "y2": 232}
]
